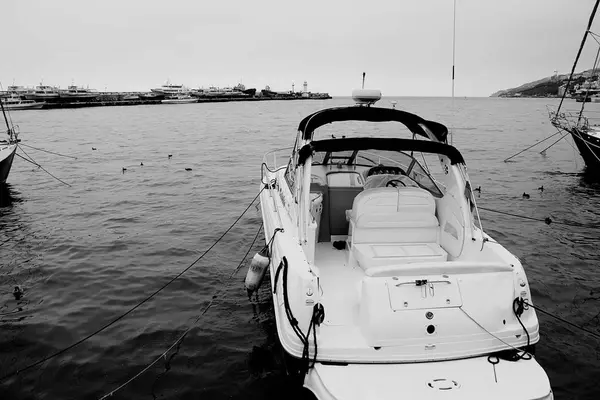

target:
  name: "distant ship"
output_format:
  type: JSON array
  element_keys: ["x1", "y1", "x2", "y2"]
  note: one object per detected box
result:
[
  {"x1": 5, "y1": 85, "x2": 33, "y2": 96},
  {"x1": 1, "y1": 94, "x2": 45, "y2": 110},
  {"x1": 139, "y1": 92, "x2": 165, "y2": 100},
  {"x1": 25, "y1": 85, "x2": 60, "y2": 101},
  {"x1": 161, "y1": 95, "x2": 198, "y2": 104},
  {"x1": 59, "y1": 85, "x2": 99, "y2": 100},
  {"x1": 191, "y1": 83, "x2": 256, "y2": 98},
  {"x1": 260, "y1": 85, "x2": 278, "y2": 97},
  {"x1": 151, "y1": 81, "x2": 191, "y2": 96},
  {"x1": 235, "y1": 83, "x2": 256, "y2": 96}
]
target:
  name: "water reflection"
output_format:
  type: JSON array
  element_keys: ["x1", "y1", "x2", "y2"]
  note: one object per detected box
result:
[
  {"x1": 580, "y1": 168, "x2": 600, "y2": 188},
  {"x1": 0, "y1": 183, "x2": 23, "y2": 208}
]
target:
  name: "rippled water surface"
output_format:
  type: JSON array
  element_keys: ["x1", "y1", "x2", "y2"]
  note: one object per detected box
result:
[{"x1": 1, "y1": 97, "x2": 599, "y2": 399}]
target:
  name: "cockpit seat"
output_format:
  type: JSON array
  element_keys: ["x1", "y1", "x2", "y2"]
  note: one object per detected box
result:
[{"x1": 347, "y1": 187, "x2": 448, "y2": 271}]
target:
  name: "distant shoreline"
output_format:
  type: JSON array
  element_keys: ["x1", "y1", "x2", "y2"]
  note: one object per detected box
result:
[{"x1": 39, "y1": 95, "x2": 332, "y2": 110}]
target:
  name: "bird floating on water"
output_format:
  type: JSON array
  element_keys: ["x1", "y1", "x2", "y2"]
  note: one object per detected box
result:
[
  {"x1": 185, "y1": 168, "x2": 192, "y2": 171},
  {"x1": 168, "y1": 154, "x2": 172, "y2": 159},
  {"x1": 538, "y1": 186, "x2": 544, "y2": 192},
  {"x1": 140, "y1": 162, "x2": 144, "y2": 166},
  {"x1": 13, "y1": 285, "x2": 23, "y2": 300},
  {"x1": 474, "y1": 186, "x2": 481, "y2": 193},
  {"x1": 92, "y1": 147, "x2": 97, "y2": 150},
  {"x1": 122, "y1": 167, "x2": 127, "y2": 173},
  {"x1": 522, "y1": 192, "x2": 530, "y2": 199}
]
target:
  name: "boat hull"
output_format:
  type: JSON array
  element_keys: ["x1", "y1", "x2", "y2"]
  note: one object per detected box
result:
[
  {"x1": 305, "y1": 357, "x2": 553, "y2": 400},
  {"x1": 161, "y1": 98, "x2": 198, "y2": 104},
  {"x1": 570, "y1": 128, "x2": 600, "y2": 171},
  {"x1": 1, "y1": 103, "x2": 45, "y2": 110},
  {"x1": 0, "y1": 144, "x2": 17, "y2": 184},
  {"x1": 24, "y1": 94, "x2": 60, "y2": 101},
  {"x1": 59, "y1": 94, "x2": 98, "y2": 101}
]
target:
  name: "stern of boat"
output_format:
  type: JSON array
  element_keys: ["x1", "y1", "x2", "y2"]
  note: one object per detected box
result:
[{"x1": 305, "y1": 357, "x2": 552, "y2": 400}]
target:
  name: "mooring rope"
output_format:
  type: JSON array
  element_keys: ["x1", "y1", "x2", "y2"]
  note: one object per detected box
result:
[
  {"x1": 99, "y1": 222, "x2": 264, "y2": 400},
  {"x1": 504, "y1": 130, "x2": 563, "y2": 162},
  {"x1": 18, "y1": 143, "x2": 78, "y2": 160},
  {"x1": 523, "y1": 300, "x2": 600, "y2": 340},
  {"x1": 16, "y1": 145, "x2": 72, "y2": 187},
  {"x1": 0, "y1": 188, "x2": 264, "y2": 383},
  {"x1": 477, "y1": 206, "x2": 599, "y2": 229}
]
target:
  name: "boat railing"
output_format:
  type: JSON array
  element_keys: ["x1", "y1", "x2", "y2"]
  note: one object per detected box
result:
[
  {"x1": 261, "y1": 147, "x2": 293, "y2": 184},
  {"x1": 262, "y1": 147, "x2": 293, "y2": 169},
  {"x1": 548, "y1": 104, "x2": 600, "y2": 129}
]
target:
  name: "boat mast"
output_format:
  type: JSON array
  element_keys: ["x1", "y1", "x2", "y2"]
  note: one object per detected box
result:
[
  {"x1": 0, "y1": 100, "x2": 14, "y2": 141},
  {"x1": 555, "y1": 0, "x2": 600, "y2": 117}
]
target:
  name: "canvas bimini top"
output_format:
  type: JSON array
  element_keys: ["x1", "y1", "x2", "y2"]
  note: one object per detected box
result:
[{"x1": 298, "y1": 106, "x2": 449, "y2": 142}]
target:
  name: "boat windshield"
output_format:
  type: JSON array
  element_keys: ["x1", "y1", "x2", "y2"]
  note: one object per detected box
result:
[{"x1": 312, "y1": 148, "x2": 444, "y2": 197}]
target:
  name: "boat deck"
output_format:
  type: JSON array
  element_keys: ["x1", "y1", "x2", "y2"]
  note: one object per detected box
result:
[{"x1": 314, "y1": 242, "x2": 369, "y2": 349}]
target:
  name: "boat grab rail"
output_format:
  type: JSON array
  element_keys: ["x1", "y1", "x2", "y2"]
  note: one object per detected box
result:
[{"x1": 262, "y1": 146, "x2": 294, "y2": 170}]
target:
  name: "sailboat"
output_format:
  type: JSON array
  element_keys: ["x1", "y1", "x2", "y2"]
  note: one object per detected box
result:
[
  {"x1": 550, "y1": 0, "x2": 600, "y2": 172},
  {"x1": 0, "y1": 100, "x2": 19, "y2": 184}
]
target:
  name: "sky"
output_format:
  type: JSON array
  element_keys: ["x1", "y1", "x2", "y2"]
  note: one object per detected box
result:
[{"x1": 3, "y1": 0, "x2": 600, "y2": 97}]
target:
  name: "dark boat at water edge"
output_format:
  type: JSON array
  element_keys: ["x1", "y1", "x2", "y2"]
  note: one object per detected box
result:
[
  {"x1": 0, "y1": 101, "x2": 18, "y2": 184},
  {"x1": 569, "y1": 127, "x2": 600, "y2": 170}
]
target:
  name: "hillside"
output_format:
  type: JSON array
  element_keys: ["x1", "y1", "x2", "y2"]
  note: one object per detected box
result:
[{"x1": 490, "y1": 69, "x2": 594, "y2": 97}]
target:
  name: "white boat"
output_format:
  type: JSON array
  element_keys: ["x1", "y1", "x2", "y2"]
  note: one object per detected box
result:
[
  {"x1": 258, "y1": 90, "x2": 553, "y2": 399},
  {"x1": 24, "y1": 85, "x2": 61, "y2": 101},
  {"x1": 151, "y1": 81, "x2": 191, "y2": 96},
  {"x1": 1, "y1": 95, "x2": 45, "y2": 110},
  {"x1": 161, "y1": 95, "x2": 197, "y2": 104},
  {"x1": 59, "y1": 85, "x2": 98, "y2": 100}
]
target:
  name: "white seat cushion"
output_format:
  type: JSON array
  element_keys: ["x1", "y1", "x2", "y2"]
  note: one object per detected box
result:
[
  {"x1": 351, "y1": 212, "x2": 439, "y2": 244},
  {"x1": 348, "y1": 187, "x2": 435, "y2": 223},
  {"x1": 353, "y1": 243, "x2": 448, "y2": 271}
]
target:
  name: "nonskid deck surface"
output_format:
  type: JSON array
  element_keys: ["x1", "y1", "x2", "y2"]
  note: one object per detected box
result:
[{"x1": 314, "y1": 242, "x2": 369, "y2": 349}]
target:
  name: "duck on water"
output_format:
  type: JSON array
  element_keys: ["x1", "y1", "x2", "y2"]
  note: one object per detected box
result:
[{"x1": 256, "y1": 90, "x2": 553, "y2": 399}]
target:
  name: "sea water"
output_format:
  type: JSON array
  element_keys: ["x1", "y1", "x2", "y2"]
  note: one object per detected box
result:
[{"x1": 0, "y1": 97, "x2": 599, "y2": 399}]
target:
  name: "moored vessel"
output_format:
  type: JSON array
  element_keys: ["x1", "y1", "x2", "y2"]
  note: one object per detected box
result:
[
  {"x1": 1, "y1": 95, "x2": 45, "y2": 110},
  {"x1": 161, "y1": 95, "x2": 197, "y2": 104},
  {"x1": 258, "y1": 90, "x2": 553, "y2": 399},
  {"x1": 59, "y1": 85, "x2": 99, "y2": 100},
  {"x1": 151, "y1": 81, "x2": 191, "y2": 96},
  {"x1": 24, "y1": 85, "x2": 60, "y2": 101},
  {"x1": 0, "y1": 101, "x2": 19, "y2": 184}
]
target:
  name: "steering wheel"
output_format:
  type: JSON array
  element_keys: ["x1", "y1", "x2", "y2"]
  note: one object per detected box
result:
[{"x1": 386, "y1": 179, "x2": 407, "y2": 187}]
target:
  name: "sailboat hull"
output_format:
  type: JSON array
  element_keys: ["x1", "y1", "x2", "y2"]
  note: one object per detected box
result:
[
  {"x1": 0, "y1": 144, "x2": 17, "y2": 184},
  {"x1": 570, "y1": 128, "x2": 600, "y2": 171}
]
